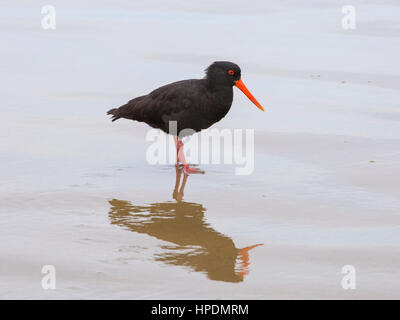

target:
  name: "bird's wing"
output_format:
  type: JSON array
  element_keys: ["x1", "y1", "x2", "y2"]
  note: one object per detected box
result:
[
  {"x1": 134, "y1": 79, "x2": 206, "y2": 131},
  {"x1": 107, "y1": 79, "x2": 207, "y2": 132}
]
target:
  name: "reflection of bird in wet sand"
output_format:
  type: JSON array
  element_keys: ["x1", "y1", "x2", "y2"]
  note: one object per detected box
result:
[{"x1": 108, "y1": 166, "x2": 262, "y2": 283}]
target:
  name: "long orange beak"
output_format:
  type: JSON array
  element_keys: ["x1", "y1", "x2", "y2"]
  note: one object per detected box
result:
[{"x1": 234, "y1": 79, "x2": 264, "y2": 111}]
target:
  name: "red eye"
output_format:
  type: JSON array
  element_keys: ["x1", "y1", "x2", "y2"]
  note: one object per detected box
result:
[{"x1": 228, "y1": 69, "x2": 235, "y2": 76}]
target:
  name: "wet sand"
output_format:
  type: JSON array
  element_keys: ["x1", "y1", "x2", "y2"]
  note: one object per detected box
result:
[{"x1": 1, "y1": 1, "x2": 400, "y2": 299}]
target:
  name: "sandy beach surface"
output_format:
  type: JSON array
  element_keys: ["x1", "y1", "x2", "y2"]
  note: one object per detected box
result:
[{"x1": 1, "y1": 0, "x2": 400, "y2": 299}]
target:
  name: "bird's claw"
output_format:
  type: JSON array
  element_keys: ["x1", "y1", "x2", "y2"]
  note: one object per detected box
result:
[{"x1": 183, "y1": 165, "x2": 204, "y2": 175}]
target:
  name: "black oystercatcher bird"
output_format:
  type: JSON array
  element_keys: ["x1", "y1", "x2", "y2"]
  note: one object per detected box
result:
[{"x1": 107, "y1": 61, "x2": 264, "y2": 173}]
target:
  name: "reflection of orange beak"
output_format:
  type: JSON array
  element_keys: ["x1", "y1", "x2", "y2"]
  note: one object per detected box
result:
[
  {"x1": 236, "y1": 243, "x2": 263, "y2": 279},
  {"x1": 234, "y1": 79, "x2": 264, "y2": 111}
]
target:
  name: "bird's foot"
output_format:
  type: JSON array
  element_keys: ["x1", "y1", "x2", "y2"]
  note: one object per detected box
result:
[{"x1": 183, "y1": 165, "x2": 204, "y2": 175}]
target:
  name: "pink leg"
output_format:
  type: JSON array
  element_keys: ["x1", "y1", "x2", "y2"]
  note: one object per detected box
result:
[{"x1": 175, "y1": 137, "x2": 203, "y2": 174}]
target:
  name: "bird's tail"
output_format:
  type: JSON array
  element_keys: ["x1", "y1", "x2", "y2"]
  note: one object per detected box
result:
[
  {"x1": 107, "y1": 108, "x2": 120, "y2": 122},
  {"x1": 107, "y1": 95, "x2": 146, "y2": 122}
]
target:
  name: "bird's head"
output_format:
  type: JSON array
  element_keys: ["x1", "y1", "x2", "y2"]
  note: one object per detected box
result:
[{"x1": 205, "y1": 61, "x2": 264, "y2": 111}]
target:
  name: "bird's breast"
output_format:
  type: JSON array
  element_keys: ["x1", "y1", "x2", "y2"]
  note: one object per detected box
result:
[
  {"x1": 186, "y1": 87, "x2": 233, "y2": 132},
  {"x1": 204, "y1": 86, "x2": 233, "y2": 119}
]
